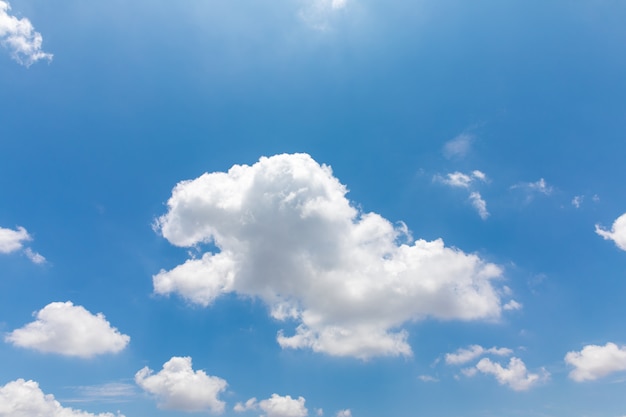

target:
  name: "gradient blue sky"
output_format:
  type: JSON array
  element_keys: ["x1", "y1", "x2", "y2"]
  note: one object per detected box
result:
[{"x1": 2, "y1": 1, "x2": 626, "y2": 416}]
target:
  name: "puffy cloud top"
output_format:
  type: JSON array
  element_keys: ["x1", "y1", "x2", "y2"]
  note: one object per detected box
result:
[
  {"x1": 154, "y1": 153, "x2": 509, "y2": 359},
  {"x1": 0, "y1": 1, "x2": 52, "y2": 66},
  {"x1": 0, "y1": 379, "x2": 123, "y2": 417},
  {"x1": 596, "y1": 213, "x2": 626, "y2": 252},
  {"x1": 565, "y1": 342, "x2": 626, "y2": 382},
  {"x1": 135, "y1": 356, "x2": 227, "y2": 413},
  {"x1": 5, "y1": 301, "x2": 129, "y2": 357},
  {"x1": 236, "y1": 394, "x2": 308, "y2": 417},
  {"x1": 473, "y1": 357, "x2": 548, "y2": 391}
]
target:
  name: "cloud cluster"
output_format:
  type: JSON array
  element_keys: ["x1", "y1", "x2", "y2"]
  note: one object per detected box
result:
[
  {"x1": 0, "y1": 379, "x2": 123, "y2": 417},
  {"x1": 445, "y1": 344, "x2": 512, "y2": 365},
  {"x1": 0, "y1": 225, "x2": 45, "y2": 263},
  {"x1": 0, "y1": 0, "x2": 52, "y2": 66},
  {"x1": 154, "y1": 153, "x2": 509, "y2": 359},
  {"x1": 471, "y1": 357, "x2": 548, "y2": 391},
  {"x1": 135, "y1": 356, "x2": 227, "y2": 413},
  {"x1": 235, "y1": 394, "x2": 308, "y2": 417},
  {"x1": 5, "y1": 301, "x2": 130, "y2": 358},
  {"x1": 565, "y1": 342, "x2": 626, "y2": 382},
  {"x1": 596, "y1": 213, "x2": 626, "y2": 251}
]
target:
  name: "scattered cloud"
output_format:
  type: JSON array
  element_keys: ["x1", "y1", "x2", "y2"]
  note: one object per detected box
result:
[
  {"x1": 154, "y1": 153, "x2": 508, "y2": 359},
  {"x1": 0, "y1": 379, "x2": 124, "y2": 417},
  {"x1": 0, "y1": 0, "x2": 52, "y2": 66},
  {"x1": 596, "y1": 213, "x2": 626, "y2": 251},
  {"x1": 572, "y1": 195, "x2": 584, "y2": 209},
  {"x1": 445, "y1": 345, "x2": 513, "y2": 365},
  {"x1": 469, "y1": 192, "x2": 489, "y2": 220},
  {"x1": 336, "y1": 410, "x2": 352, "y2": 417},
  {"x1": 0, "y1": 225, "x2": 45, "y2": 263},
  {"x1": 236, "y1": 394, "x2": 308, "y2": 417},
  {"x1": 135, "y1": 356, "x2": 227, "y2": 413},
  {"x1": 511, "y1": 178, "x2": 553, "y2": 199},
  {"x1": 434, "y1": 171, "x2": 489, "y2": 219},
  {"x1": 472, "y1": 357, "x2": 548, "y2": 391},
  {"x1": 5, "y1": 301, "x2": 129, "y2": 358},
  {"x1": 565, "y1": 343, "x2": 626, "y2": 382},
  {"x1": 417, "y1": 375, "x2": 439, "y2": 382},
  {"x1": 435, "y1": 171, "x2": 487, "y2": 189},
  {"x1": 443, "y1": 133, "x2": 474, "y2": 159}
]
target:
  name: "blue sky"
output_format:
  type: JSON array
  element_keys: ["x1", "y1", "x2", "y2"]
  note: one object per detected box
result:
[{"x1": 1, "y1": 1, "x2": 626, "y2": 416}]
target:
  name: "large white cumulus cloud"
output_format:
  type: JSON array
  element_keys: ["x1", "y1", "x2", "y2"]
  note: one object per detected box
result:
[
  {"x1": 565, "y1": 342, "x2": 626, "y2": 382},
  {"x1": 596, "y1": 213, "x2": 626, "y2": 252},
  {"x1": 0, "y1": 379, "x2": 123, "y2": 417},
  {"x1": 154, "y1": 153, "x2": 509, "y2": 359},
  {"x1": 135, "y1": 356, "x2": 227, "y2": 413},
  {"x1": 5, "y1": 301, "x2": 129, "y2": 357},
  {"x1": 0, "y1": 1, "x2": 52, "y2": 66}
]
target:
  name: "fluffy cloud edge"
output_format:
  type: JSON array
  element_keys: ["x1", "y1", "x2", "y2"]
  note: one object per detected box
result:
[
  {"x1": 596, "y1": 213, "x2": 626, "y2": 252},
  {"x1": 0, "y1": 0, "x2": 53, "y2": 66},
  {"x1": 470, "y1": 357, "x2": 549, "y2": 391},
  {"x1": 0, "y1": 378, "x2": 124, "y2": 417},
  {"x1": 5, "y1": 301, "x2": 129, "y2": 358},
  {"x1": 0, "y1": 225, "x2": 46, "y2": 263},
  {"x1": 565, "y1": 342, "x2": 626, "y2": 382},
  {"x1": 135, "y1": 356, "x2": 227, "y2": 413}
]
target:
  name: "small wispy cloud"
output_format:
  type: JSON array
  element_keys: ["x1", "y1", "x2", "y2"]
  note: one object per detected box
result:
[
  {"x1": 298, "y1": 0, "x2": 349, "y2": 31},
  {"x1": 469, "y1": 192, "x2": 489, "y2": 220},
  {"x1": 443, "y1": 133, "x2": 474, "y2": 159},
  {"x1": 434, "y1": 171, "x2": 490, "y2": 219},
  {"x1": 571, "y1": 195, "x2": 584, "y2": 208},
  {"x1": 0, "y1": 0, "x2": 52, "y2": 66},
  {"x1": 64, "y1": 383, "x2": 137, "y2": 403}
]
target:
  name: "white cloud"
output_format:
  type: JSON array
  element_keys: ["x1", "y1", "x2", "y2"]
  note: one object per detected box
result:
[
  {"x1": 336, "y1": 410, "x2": 351, "y2": 417},
  {"x1": 572, "y1": 195, "x2": 584, "y2": 208},
  {"x1": 0, "y1": 0, "x2": 52, "y2": 66},
  {"x1": 445, "y1": 345, "x2": 513, "y2": 365},
  {"x1": 473, "y1": 357, "x2": 548, "y2": 391},
  {"x1": 443, "y1": 133, "x2": 473, "y2": 159},
  {"x1": 417, "y1": 375, "x2": 438, "y2": 382},
  {"x1": 469, "y1": 192, "x2": 489, "y2": 220},
  {"x1": 5, "y1": 301, "x2": 129, "y2": 358},
  {"x1": 0, "y1": 379, "x2": 124, "y2": 417},
  {"x1": 24, "y1": 247, "x2": 46, "y2": 264},
  {"x1": 154, "y1": 153, "x2": 507, "y2": 359},
  {"x1": 596, "y1": 213, "x2": 626, "y2": 251},
  {"x1": 260, "y1": 394, "x2": 308, "y2": 417},
  {"x1": 435, "y1": 171, "x2": 487, "y2": 189},
  {"x1": 565, "y1": 343, "x2": 626, "y2": 382},
  {"x1": 135, "y1": 356, "x2": 227, "y2": 413},
  {"x1": 503, "y1": 300, "x2": 522, "y2": 311},
  {"x1": 235, "y1": 394, "x2": 308, "y2": 417},
  {"x1": 0, "y1": 225, "x2": 30, "y2": 253},
  {"x1": 0, "y1": 225, "x2": 45, "y2": 263}
]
